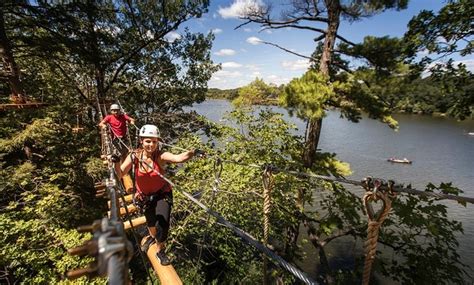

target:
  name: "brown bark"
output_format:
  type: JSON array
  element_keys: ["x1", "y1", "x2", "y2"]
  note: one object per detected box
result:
[
  {"x1": 0, "y1": 5, "x2": 25, "y2": 101},
  {"x1": 303, "y1": 0, "x2": 341, "y2": 167}
]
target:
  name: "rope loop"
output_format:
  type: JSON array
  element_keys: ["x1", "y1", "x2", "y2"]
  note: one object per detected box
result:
[{"x1": 362, "y1": 177, "x2": 397, "y2": 285}]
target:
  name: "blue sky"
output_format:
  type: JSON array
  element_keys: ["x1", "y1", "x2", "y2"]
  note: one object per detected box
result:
[{"x1": 170, "y1": 0, "x2": 473, "y2": 89}]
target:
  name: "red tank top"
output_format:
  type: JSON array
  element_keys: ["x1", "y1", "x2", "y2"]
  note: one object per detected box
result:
[{"x1": 134, "y1": 151, "x2": 171, "y2": 196}]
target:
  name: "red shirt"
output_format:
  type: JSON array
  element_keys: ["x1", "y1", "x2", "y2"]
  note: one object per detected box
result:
[
  {"x1": 134, "y1": 152, "x2": 171, "y2": 196},
  {"x1": 102, "y1": 114, "x2": 131, "y2": 138}
]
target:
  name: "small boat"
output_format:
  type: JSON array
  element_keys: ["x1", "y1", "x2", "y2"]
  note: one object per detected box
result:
[
  {"x1": 387, "y1": 157, "x2": 412, "y2": 164},
  {"x1": 468, "y1": 132, "x2": 474, "y2": 136}
]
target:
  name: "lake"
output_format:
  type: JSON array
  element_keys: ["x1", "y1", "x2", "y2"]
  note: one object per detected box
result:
[{"x1": 188, "y1": 99, "x2": 474, "y2": 280}]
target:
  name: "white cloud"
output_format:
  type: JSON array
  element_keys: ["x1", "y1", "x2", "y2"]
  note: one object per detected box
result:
[
  {"x1": 211, "y1": 28, "x2": 223, "y2": 34},
  {"x1": 281, "y1": 59, "x2": 310, "y2": 71},
  {"x1": 251, "y1": 71, "x2": 261, "y2": 77},
  {"x1": 214, "y1": 49, "x2": 236, "y2": 56},
  {"x1": 246, "y1": 36, "x2": 262, "y2": 45},
  {"x1": 245, "y1": 64, "x2": 261, "y2": 71},
  {"x1": 164, "y1": 31, "x2": 181, "y2": 42},
  {"x1": 218, "y1": 0, "x2": 264, "y2": 19},
  {"x1": 244, "y1": 28, "x2": 252, "y2": 32},
  {"x1": 265, "y1": 75, "x2": 291, "y2": 86},
  {"x1": 214, "y1": 70, "x2": 242, "y2": 78},
  {"x1": 222, "y1": 62, "x2": 243, "y2": 68}
]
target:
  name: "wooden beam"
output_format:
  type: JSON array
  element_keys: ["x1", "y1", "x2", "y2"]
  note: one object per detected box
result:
[
  {"x1": 0, "y1": 103, "x2": 47, "y2": 111},
  {"x1": 108, "y1": 194, "x2": 133, "y2": 208},
  {"x1": 123, "y1": 216, "x2": 146, "y2": 230},
  {"x1": 141, "y1": 237, "x2": 182, "y2": 285},
  {"x1": 108, "y1": 204, "x2": 138, "y2": 217}
]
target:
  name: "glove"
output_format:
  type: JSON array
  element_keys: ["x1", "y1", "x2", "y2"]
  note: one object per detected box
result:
[{"x1": 193, "y1": 149, "x2": 205, "y2": 158}]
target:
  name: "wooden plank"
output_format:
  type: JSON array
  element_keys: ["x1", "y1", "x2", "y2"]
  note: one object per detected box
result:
[
  {"x1": 0, "y1": 103, "x2": 47, "y2": 111},
  {"x1": 141, "y1": 237, "x2": 182, "y2": 285},
  {"x1": 122, "y1": 174, "x2": 134, "y2": 194},
  {"x1": 108, "y1": 194, "x2": 133, "y2": 208},
  {"x1": 123, "y1": 216, "x2": 146, "y2": 230},
  {"x1": 108, "y1": 204, "x2": 138, "y2": 217}
]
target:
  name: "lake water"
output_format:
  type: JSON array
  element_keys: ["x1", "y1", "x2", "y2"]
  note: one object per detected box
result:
[{"x1": 188, "y1": 99, "x2": 474, "y2": 279}]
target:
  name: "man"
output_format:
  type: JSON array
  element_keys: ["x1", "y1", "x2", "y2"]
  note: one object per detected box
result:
[{"x1": 99, "y1": 104, "x2": 135, "y2": 160}]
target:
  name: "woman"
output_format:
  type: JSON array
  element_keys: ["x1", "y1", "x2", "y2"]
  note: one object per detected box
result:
[{"x1": 114, "y1": 124, "x2": 196, "y2": 265}]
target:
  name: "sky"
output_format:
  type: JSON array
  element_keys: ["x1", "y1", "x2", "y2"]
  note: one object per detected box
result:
[{"x1": 169, "y1": 0, "x2": 473, "y2": 90}]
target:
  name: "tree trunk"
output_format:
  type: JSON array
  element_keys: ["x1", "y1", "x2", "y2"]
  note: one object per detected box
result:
[
  {"x1": 0, "y1": 6, "x2": 25, "y2": 100},
  {"x1": 302, "y1": 0, "x2": 341, "y2": 167}
]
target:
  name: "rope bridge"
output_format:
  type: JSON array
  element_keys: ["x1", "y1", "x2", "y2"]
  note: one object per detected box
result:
[{"x1": 66, "y1": 118, "x2": 473, "y2": 285}]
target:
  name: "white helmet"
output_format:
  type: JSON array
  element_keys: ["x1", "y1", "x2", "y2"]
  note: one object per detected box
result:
[
  {"x1": 110, "y1": 104, "x2": 120, "y2": 111},
  {"x1": 139, "y1": 124, "x2": 161, "y2": 138}
]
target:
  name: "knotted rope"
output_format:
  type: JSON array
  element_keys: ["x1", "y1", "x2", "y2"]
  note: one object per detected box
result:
[
  {"x1": 262, "y1": 166, "x2": 274, "y2": 285},
  {"x1": 362, "y1": 178, "x2": 396, "y2": 285}
]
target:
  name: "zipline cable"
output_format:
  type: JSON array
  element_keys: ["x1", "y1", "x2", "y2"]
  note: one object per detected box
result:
[{"x1": 179, "y1": 188, "x2": 319, "y2": 285}]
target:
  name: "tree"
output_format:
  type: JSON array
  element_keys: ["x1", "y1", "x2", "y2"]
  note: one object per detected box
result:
[
  {"x1": 0, "y1": 1, "x2": 25, "y2": 102},
  {"x1": 404, "y1": 0, "x2": 473, "y2": 58},
  {"x1": 232, "y1": 77, "x2": 278, "y2": 106},
  {"x1": 3, "y1": 1, "x2": 217, "y2": 116},
  {"x1": 238, "y1": 0, "x2": 408, "y2": 168},
  {"x1": 402, "y1": 0, "x2": 474, "y2": 120}
]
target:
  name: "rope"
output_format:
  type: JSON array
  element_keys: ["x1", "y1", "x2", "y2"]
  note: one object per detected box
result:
[
  {"x1": 214, "y1": 158, "x2": 474, "y2": 205},
  {"x1": 361, "y1": 179, "x2": 396, "y2": 285},
  {"x1": 179, "y1": 189, "x2": 319, "y2": 285},
  {"x1": 262, "y1": 167, "x2": 274, "y2": 285}
]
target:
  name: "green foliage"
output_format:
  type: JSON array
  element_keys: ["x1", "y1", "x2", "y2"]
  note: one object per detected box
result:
[
  {"x1": 165, "y1": 109, "x2": 467, "y2": 284},
  {"x1": 232, "y1": 78, "x2": 279, "y2": 107},
  {"x1": 281, "y1": 70, "x2": 333, "y2": 120},
  {"x1": 404, "y1": 0, "x2": 473, "y2": 57},
  {"x1": 206, "y1": 88, "x2": 239, "y2": 100},
  {"x1": 339, "y1": 36, "x2": 406, "y2": 74},
  {"x1": 281, "y1": 69, "x2": 398, "y2": 128},
  {"x1": 385, "y1": 61, "x2": 474, "y2": 120},
  {"x1": 0, "y1": 111, "x2": 105, "y2": 283}
]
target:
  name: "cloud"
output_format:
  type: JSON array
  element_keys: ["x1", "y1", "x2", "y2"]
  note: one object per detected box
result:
[
  {"x1": 454, "y1": 59, "x2": 474, "y2": 72},
  {"x1": 265, "y1": 75, "x2": 291, "y2": 86},
  {"x1": 246, "y1": 36, "x2": 262, "y2": 45},
  {"x1": 243, "y1": 28, "x2": 252, "y2": 32},
  {"x1": 222, "y1": 62, "x2": 243, "y2": 68},
  {"x1": 214, "y1": 70, "x2": 242, "y2": 78},
  {"x1": 218, "y1": 0, "x2": 264, "y2": 19},
  {"x1": 245, "y1": 64, "x2": 261, "y2": 71},
  {"x1": 214, "y1": 49, "x2": 236, "y2": 56},
  {"x1": 211, "y1": 28, "x2": 223, "y2": 34},
  {"x1": 281, "y1": 59, "x2": 310, "y2": 71},
  {"x1": 164, "y1": 31, "x2": 181, "y2": 42}
]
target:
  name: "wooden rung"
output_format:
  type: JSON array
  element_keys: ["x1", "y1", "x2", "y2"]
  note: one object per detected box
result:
[
  {"x1": 108, "y1": 194, "x2": 133, "y2": 208},
  {"x1": 141, "y1": 237, "x2": 182, "y2": 285},
  {"x1": 108, "y1": 204, "x2": 138, "y2": 217},
  {"x1": 123, "y1": 216, "x2": 146, "y2": 230},
  {"x1": 122, "y1": 174, "x2": 134, "y2": 194}
]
